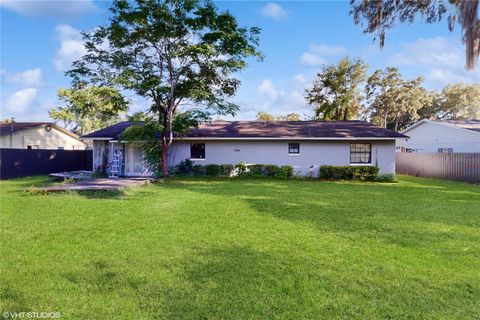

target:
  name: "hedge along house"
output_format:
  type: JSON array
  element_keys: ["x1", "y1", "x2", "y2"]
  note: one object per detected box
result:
[{"x1": 81, "y1": 121, "x2": 407, "y2": 177}]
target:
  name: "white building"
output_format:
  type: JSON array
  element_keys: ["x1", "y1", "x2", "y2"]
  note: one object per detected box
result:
[
  {"x1": 82, "y1": 121, "x2": 406, "y2": 176},
  {"x1": 0, "y1": 122, "x2": 86, "y2": 150},
  {"x1": 399, "y1": 120, "x2": 480, "y2": 153}
]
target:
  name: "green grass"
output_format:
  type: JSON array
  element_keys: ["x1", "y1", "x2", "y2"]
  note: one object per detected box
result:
[{"x1": 1, "y1": 176, "x2": 479, "y2": 319}]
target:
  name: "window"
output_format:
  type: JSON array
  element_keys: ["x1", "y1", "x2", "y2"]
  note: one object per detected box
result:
[
  {"x1": 350, "y1": 143, "x2": 371, "y2": 164},
  {"x1": 58, "y1": 147, "x2": 64, "y2": 150},
  {"x1": 190, "y1": 143, "x2": 205, "y2": 159},
  {"x1": 438, "y1": 148, "x2": 453, "y2": 153},
  {"x1": 288, "y1": 143, "x2": 300, "y2": 154}
]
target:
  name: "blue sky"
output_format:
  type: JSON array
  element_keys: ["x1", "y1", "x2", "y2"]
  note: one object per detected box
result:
[{"x1": 1, "y1": 0, "x2": 479, "y2": 122}]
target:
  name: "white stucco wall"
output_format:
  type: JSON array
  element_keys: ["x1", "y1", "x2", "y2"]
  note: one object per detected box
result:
[
  {"x1": 0, "y1": 126, "x2": 85, "y2": 150},
  {"x1": 398, "y1": 121, "x2": 480, "y2": 153},
  {"x1": 169, "y1": 140, "x2": 396, "y2": 175}
]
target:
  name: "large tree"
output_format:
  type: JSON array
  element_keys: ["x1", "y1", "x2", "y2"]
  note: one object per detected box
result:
[
  {"x1": 364, "y1": 67, "x2": 432, "y2": 131},
  {"x1": 350, "y1": 0, "x2": 480, "y2": 69},
  {"x1": 256, "y1": 112, "x2": 301, "y2": 121},
  {"x1": 435, "y1": 83, "x2": 480, "y2": 119},
  {"x1": 68, "y1": 0, "x2": 262, "y2": 176},
  {"x1": 49, "y1": 85, "x2": 129, "y2": 135},
  {"x1": 305, "y1": 57, "x2": 367, "y2": 121}
]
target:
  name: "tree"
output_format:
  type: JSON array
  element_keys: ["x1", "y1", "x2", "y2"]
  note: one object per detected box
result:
[
  {"x1": 68, "y1": 0, "x2": 262, "y2": 177},
  {"x1": 49, "y1": 85, "x2": 129, "y2": 135},
  {"x1": 255, "y1": 112, "x2": 301, "y2": 121},
  {"x1": 305, "y1": 57, "x2": 367, "y2": 120},
  {"x1": 435, "y1": 83, "x2": 480, "y2": 119},
  {"x1": 364, "y1": 67, "x2": 432, "y2": 131},
  {"x1": 256, "y1": 111, "x2": 275, "y2": 121},
  {"x1": 350, "y1": 0, "x2": 480, "y2": 69}
]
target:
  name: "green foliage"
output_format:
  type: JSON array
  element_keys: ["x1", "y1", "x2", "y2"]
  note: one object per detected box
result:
[
  {"x1": 305, "y1": 57, "x2": 367, "y2": 121},
  {"x1": 434, "y1": 83, "x2": 480, "y2": 120},
  {"x1": 256, "y1": 112, "x2": 301, "y2": 121},
  {"x1": 179, "y1": 163, "x2": 294, "y2": 179},
  {"x1": 364, "y1": 67, "x2": 432, "y2": 131},
  {"x1": 173, "y1": 159, "x2": 193, "y2": 176},
  {"x1": 68, "y1": 0, "x2": 262, "y2": 176},
  {"x1": 375, "y1": 173, "x2": 397, "y2": 183},
  {"x1": 48, "y1": 85, "x2": 128, "y2": 135},
  {"x1": 319, "y1": 165, "x2": 379, "y2": 181},
  {"x1": 205, "y1": 164, "x2": 223, "y2": 177},
  {"x1": 350, "y1": 0, "x2": 479, "y2": 70},
  {"x1": 192, "y1": 165, "x2": 206, "y2": 176},
  {"x1": 249, "y1": 164, "x2": 265, "y2": 176}
]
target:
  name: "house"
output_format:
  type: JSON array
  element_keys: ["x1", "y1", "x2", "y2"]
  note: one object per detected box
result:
[
  {"x1": 82, "y1": 120, "x2": 406, "y2": 176},
  {"x1": 398, "y1": 119, "x2": 480, "y2": 153},
  {"x1": 0, "y1": 122, "x2": 86, "y2": 150}
]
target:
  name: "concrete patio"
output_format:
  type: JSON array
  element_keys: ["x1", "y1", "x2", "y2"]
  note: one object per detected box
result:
[{"x1": 38, "y1": 177, "x2": 152, "y2": 192}]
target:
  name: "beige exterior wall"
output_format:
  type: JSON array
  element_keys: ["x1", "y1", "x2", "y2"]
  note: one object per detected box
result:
[{"x1": 0, "y1": 126, "x2": 86, "y2": 150}]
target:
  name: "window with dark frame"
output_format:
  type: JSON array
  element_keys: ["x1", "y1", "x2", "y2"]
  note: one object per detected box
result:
[
  {"x1": 350, "y1": 143, "x2": 371, "y2": 164},
  {"x1": 288, "y1": 143, "x2": 300, "y2": 154},
  {"x1": 190, "y1": 143, "x2": 205, "y2": 159}
]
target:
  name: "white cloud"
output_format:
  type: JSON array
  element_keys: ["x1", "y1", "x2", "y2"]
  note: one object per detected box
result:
[
  {"x1": 299, "y1": 43, "x2": 348, "y2": 67},
  {"x1": 390, "y1": 37, "x2": 480, "y2": 89},
  {"x1": 309, "y1": 44, "x2": 348, "y2": 56},
  {"x1": 257, "y1": 79, "x2": 278, "y2": 100},
  {"x1": 261, "y1": 3, "x2": 288, "y2": 20},
  {"x1": 53, "y1": 24, "x2": 87, "y2": 72},
  {"x1": 6, "y1": 88, "x2": 39, "y2": 113},
  {"x1": 0, "y1": 0, "x2": 99, "y2": 18},
  {"x1": 2, "y1": 68, "x2": 44, "y2": 87},
  {"x1": 300, "y1": 52, "x2": 327, "y2": 67}
]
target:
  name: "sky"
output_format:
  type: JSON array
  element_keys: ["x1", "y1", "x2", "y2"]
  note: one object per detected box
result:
[{"x1": 1, "y1": 0, "x2": 479, "y2": 122}]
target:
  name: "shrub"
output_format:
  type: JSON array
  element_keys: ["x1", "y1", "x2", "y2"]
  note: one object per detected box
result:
[
  {"x1": 174, "y1": 159, "x2": 193, "y2": 176},
  {"x1": 205, "y1": 164, "x2": 223, "y2": 176},
  {"x1": 236, "y1": 162, "x2": 249, "y2": 176},
  {"x1": 375, "y1": 173, "x2": 396, "y2": 182},
  {"x1": 319, "y1": 165, "x2": 379, "y2": 181},
  {"x1": 221, "y1": 164, "x2": 235, "y2": 177},
  {"x1": 280, "y1": 165, "x2": 294, "y2": 179},
  {"x1": 192, "y1": 165, "x2": 205, "y2": 176},
  {"x1": 249, "y1": 164, "x2": 264, "y2": 176},
  {"x1": 264, "y1": 164, "x2": 282, "y2": 177}
]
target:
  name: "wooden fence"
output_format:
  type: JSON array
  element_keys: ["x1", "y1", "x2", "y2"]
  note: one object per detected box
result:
[
  {"x1": 0, "y1": 148, "x2": 92, "y2": 180},
  {"x1": 396, "y1": 152, "x2": 480, "y2": 183}
]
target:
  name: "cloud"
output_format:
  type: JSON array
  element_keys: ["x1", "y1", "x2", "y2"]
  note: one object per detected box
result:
[
  {"x1": 257, "y1": 79, "x2": 278, "y2": 100},
  {"x1": 2, "y1": 68, "x2": 44, "y2": 87},
  {"x1": 299, "y1": 53, "x2": 327, "y2": 67},
  {"x1": 53, "y1": 24, "x2": 87, "y2": 72},
  {"x1": 390, "y1": 37, "x2": 480, "y2": 89},
  {"x1": 0, "y1": 0, "x2": 99, "y2": 18},
  {"x1": 261, "y1": 3, "x2": 288, "y2": 20},
  {"x1": 6, "y1": 88, "x2": 39, "y2": 114},
  {"x1": 299, "y1": 43, "x2": 348, "y2": 67}
]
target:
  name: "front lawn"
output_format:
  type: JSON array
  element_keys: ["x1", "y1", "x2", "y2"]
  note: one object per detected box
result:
[{"x1": 1, "y1": 176, "x2": 479, "y2": 319}]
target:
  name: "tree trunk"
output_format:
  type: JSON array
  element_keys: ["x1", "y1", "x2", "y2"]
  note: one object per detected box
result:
[{"x1": 161, "y1": 109, "x2": 173, "y2": 177}]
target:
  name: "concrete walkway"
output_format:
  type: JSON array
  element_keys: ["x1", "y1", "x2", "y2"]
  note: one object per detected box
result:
[{"x1": 39, "y1": 177, "x2": 152, "y2": 192}]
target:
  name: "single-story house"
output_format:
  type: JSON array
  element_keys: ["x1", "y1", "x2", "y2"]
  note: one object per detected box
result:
[
  {"x1": 398, "y1": 119, "x2": 480, "y2": 153},
  {"x1": 81, "y1": 120, "x2": 407, "y2": 176},
  {"x1": 0, "y1": 122, "x2": 86, "y2": 150}
]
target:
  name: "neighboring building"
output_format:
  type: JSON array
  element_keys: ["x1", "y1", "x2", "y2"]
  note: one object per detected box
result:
[
  {"x1": 82, "y1": 120, "x2": 406, "y2": 176},
  {"x1": 0, "y1": 122, "x2": 86, "y2": 150},
  {"x1": 399, "y1": 119, "x2": 480, "y2": 153}
]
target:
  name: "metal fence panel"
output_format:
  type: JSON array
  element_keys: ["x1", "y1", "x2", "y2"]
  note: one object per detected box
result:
[
  {"x1": 396, "y1": 153, "x2": 480, "y2": 183},
  {"x1": 0, "y1": 148, "x2": 92, "y2": 180}
]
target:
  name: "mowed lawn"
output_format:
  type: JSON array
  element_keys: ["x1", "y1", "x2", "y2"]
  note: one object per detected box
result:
[{"x1": 1, "y1": 176, "x2": 479, "y2": 319}]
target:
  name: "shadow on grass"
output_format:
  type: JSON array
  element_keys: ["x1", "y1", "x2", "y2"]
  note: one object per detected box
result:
[
  {"x1": 0, "y1": 286, "x2": 31, "y2": 313},
  {"x1": 162, "y1": 178, "x2": 480, "y2": 248}
]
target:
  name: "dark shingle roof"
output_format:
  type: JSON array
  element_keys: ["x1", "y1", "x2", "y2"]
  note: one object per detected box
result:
[
  {"x1": 0, "y1": 122, "x2": 52, "y2": 136},
  {"x1": 433, "y1": 120, "x2": 480, "y2": 133},
  {"x1": 81, "y1": 120, "x2": 407, "y2": 140}
]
